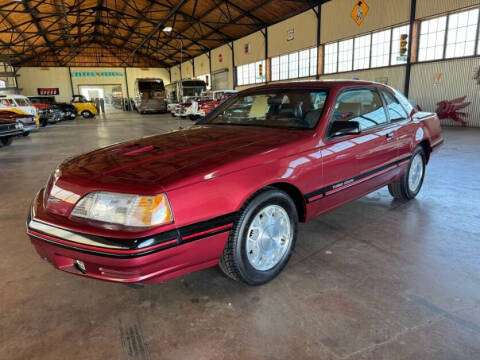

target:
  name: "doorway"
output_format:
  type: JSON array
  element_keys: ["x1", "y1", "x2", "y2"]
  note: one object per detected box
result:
[{"x1": 78, "y1": 84, "x2": 124, "y2": 114}]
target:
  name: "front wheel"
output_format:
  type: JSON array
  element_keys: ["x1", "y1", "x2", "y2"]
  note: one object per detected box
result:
[
  {"x1": 1, "y1": 136, "x2": 13, "y2": 146},
  {"x1": 22, "y1": 131, "x2": 30, "y2": 137},
  {"x1": 219, "y1": 188, "x2": 298, "y2": 285},
  {"x1": 388, "y1": 146, "x2": 426, "y2": 201},
  {"x1": 81, "y1": 111, "x2": 93, "y2": 118}
]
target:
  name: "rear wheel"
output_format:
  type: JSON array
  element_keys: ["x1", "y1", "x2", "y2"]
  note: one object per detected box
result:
[
  {"x1": 1, "y1": 136, "x2": 13, "y2": 146},
  {"x1": 219, "y1": 188, "x2": 298, "y2": 285},
  {"x1": 388, "y1": 146, "x2": 426, "y2": 201}
]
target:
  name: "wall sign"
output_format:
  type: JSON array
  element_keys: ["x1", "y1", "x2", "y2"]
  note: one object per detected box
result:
[
  {"x1": 434, "y1": 73, "x2": 443, "y2": 85},
  {"x1": 351, "y1": 1, "x2": 369, "y2": 25},
  {"x1": 218, "y1": 54, "x2": 223, "y2": 63},
  {"x1": 37, "y1": 88, "x2": 59, "y2": 95},
  {"x1": 244, "y1": 44, "x2": 249, "y2": 54},
  {"x1": 71, "y1": 71, "x2": 123, "y2": 77},
  {"x1": 287, "y1": 28, "x2": 294, "y2": 41}
]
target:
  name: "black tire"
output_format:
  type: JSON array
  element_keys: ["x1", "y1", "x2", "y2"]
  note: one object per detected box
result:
[
  {"x1": 219, "y1": 188, "x2": 298, "y2": 285},
  {"x1": 388, "y1": 146, "x2": 426, "y2": 201},
  {"x1": 81, "y1": 111, "x2": 93, "y2": 118},
  {"x1": 41, "y1": 118, "x2": 48, "y2": 127},
  {"x1": 22, "y1": 131, "x2": 30, "y2": 137},
  {"x1": 1, "y1": 136, "x2": 13, "y2": 146}
]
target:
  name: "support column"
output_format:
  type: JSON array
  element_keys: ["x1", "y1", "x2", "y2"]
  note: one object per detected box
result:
[
  {"x1": 123, "y1": 67, "x2": 131, "y2": 111},
  {"x1": 68, "y1": 66, "x2": 74, "y2": 97},
  {"x1": 262, "y1": 27, "x2": 270, "y2": 83},
  {"x1": 230, "y1": 42, "x2": 236, "y2": 89},
  {"x1": 404, "y1": 0, "x2": 417, "y2": 97},
  {"x1": 315, "y1": 5, "x2": 322, "y2": 79}
]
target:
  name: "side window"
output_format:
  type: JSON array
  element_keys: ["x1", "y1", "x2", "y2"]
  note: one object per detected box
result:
[
  {"x1": 381, "y1": 90, "x2": 409, "y2": 121},
  {"x1": 391, "y1": 88, "x2": 414, "y2": 114},
  {"x1": 331, "y1": 89, "x2": 388, "y2": 132},
  {"x1": 0, "y1": 99, "x2": 12, "y2": 106}
]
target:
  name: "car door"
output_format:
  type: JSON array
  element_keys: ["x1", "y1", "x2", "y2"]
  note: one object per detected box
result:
[
  {"x1": 346, "y1": 87, "x2": 400, "y2": 192},
  {"x1": 308, "y1": 87, "x2": 399, "y2": 216}
]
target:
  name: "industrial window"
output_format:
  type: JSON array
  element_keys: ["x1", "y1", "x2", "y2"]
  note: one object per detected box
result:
[
  {"x1": 353, "y1": 34, "x2": 371, "y2": 70},
  {"x1": 270, "y1": 47, "x2": 318, "y2": 81},
  {"x1": 0, "y1": 80, "x2": 5, "y2": 88},
  {"x1": 390, "y1": 25, "x2": 410, "y2": 65},
  {"x1": 289, "y1": 52, "x2": 299, "y2": 79},
  {"x1": 338, "y1": 39, "x2": 354, "y2": 72},
  {"x1": 236, "y1": 60, "x2": 266, "y2": 86},
  {"x1": 445, "y1": 8, "x2": 479, "y2": 59},
  {"x1": 271, "y1": 57, "x2": 280, "y2": 81},
  {"x1": 280, "y1": 54, "x2": 289, "y2": 80},
  {"x1": 418, "y1": 16, "x2": 447, "y2": 61},
  {"x1": 324, "y1": 43, "x2": 338, "y2": 74},
  {"x1": 325, "y1": 24, "x2": 409, "y2": 74},
  {"x1": 298, "y1": 49, "x2": 310, "y2": 77},
  {"x1": 371, "y1": 30, "x2": 391, "y2": 68},
  {"x1": 310, "y1": 48, "x2": 318, "y2": 76}
]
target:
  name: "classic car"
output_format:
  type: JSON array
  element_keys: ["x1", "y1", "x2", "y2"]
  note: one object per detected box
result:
[
  {"x1": 28, "y1": 96, "x2": 77, "y2": 120},
  {"x1": 189, "y1": 90, "x2": 238, "y2": 119},
  {"x1": 26, "y1": 81, "x2": 443, "y2": 286},
  {"x1": 28, "y1": 97, "x2": 60, "y2": 126},
  {"x1": 0, "y1": 110, "x2": 37, "y2": 136},
  {"x1": 171, "y1": 96, "x2": 209, "y2": 118},
  {"x1": 71, "y1": 95, "x2": 98, "y2": 118},
  {"x1": 0, "y1": 94, "x2": 40, "y2": 128},
  {"x1": 0, "y1": 111, "x2": 24, "y2": 147}
]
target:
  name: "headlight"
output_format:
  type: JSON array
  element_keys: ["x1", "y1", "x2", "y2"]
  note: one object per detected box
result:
[
  {"x1": 70, "y1": 192, "x2": 173, "y2": 228},
  {"x1": 16, "y1": 123, "x2": 24, "y2": 129}
]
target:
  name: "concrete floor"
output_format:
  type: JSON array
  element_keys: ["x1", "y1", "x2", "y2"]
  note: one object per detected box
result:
[{"x1": 1, "y1": 110, "x2": 479, "y2": 360}]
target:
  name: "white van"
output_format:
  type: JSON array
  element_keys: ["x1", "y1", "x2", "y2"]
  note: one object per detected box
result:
[{"x1": 0, "y1": 95, "x2": 39, "y2": 134}]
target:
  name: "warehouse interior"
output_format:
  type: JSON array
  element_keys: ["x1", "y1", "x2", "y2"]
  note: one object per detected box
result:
[{"x1": 1, "y1": 0, "x2": 480, "y2": 359}]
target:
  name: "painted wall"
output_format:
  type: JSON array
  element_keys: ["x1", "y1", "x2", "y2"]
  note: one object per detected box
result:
[
  {"x1": 194, "y1": 54, "x2": 210, "y2": 76},
  {"x1": 416, "y1": 0, "x2": 479, "y2": 19},
  {"x1": 321, "y1": 0, "x2": 410, "y2": 43},
  {"x1": 234, "y1": 31, "x2": 266, "y2": 66},
  {"x1": 268, "y1": 10, "x2": 318, "y2": 57},
  {"x1": 409, "y1": 58, "x2": 480, "y2": 127},
  {"x1": 211, "y1": 44, "x2": 234, "y2": 89},
  {"x1": 320, "y1": 66, "x2": 407, "y2": 93},
  {"x1": 17, "y1": 67, "x2": 169, "y2": 102},
  {"x1": 17, "y1": 67, "x2": 72, "y2": 102},
  {"x1": 70, "y1": 67, "x2": 128, "y2": 99}
]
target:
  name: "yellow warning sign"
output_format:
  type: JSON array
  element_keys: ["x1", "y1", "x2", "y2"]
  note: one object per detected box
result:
[{"x1": 351, "y1": 1, "x2": 369, "y2": 25}]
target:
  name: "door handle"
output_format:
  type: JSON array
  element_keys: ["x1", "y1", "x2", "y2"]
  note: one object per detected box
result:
[{"x1": 386, "y1": 132, "x2": 395, "y2": 139}]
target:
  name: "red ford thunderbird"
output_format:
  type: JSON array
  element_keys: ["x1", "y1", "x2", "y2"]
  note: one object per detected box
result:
[{"x1": 27, "y1": 81, "x2": 443, "y2": 285}]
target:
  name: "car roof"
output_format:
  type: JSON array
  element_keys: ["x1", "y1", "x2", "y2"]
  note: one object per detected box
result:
[
  {"x1": 0, "y1": 94, "x2": 29, "y2": 99},
  {"x1": 245, "y1": 79, "x2": 388, "y2": 92}
]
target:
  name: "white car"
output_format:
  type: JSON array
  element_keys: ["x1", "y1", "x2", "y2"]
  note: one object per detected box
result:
[{"x1": 0, "y1": 94, "x2": 39, "y2": 134}]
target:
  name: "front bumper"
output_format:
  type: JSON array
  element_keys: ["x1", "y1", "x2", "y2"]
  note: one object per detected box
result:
[
  {"x1": 26, "y1": 195, "x2": 234, "y2": 283},
  {"x1": 22, "y1": 124, "x2": 39, "y2": 132}
]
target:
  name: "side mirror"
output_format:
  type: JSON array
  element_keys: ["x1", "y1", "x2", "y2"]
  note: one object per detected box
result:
[{"x1": 329, "y1": 121, "x2": 361, "y2": 137}]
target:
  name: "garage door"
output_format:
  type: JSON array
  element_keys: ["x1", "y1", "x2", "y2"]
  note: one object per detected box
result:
[{"x1": 212, "y1": 69, "x2": 229, "y2": 90}]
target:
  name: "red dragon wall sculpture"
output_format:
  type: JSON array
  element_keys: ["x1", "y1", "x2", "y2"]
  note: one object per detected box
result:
[
  {"x1": 418, "y1": 96, "x2": 472, "y2": 127},
  {"x1": 436, "y1": 96, "x2": 471, "y2": 127}
]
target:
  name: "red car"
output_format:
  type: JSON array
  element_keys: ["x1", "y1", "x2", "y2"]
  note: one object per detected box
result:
[{"x1": 27, "y1": 81, "x2": 443, "y2": 285}]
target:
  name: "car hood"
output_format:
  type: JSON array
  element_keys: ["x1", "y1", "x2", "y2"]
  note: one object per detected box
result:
[{"x1": 58, "y1": 125, "x2": 310, "y2": 189}]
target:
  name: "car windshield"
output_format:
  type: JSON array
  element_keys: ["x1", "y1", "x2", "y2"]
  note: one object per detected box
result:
[{"x1": 204, "y1": 89, "x2": 328, "y2": 129}]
